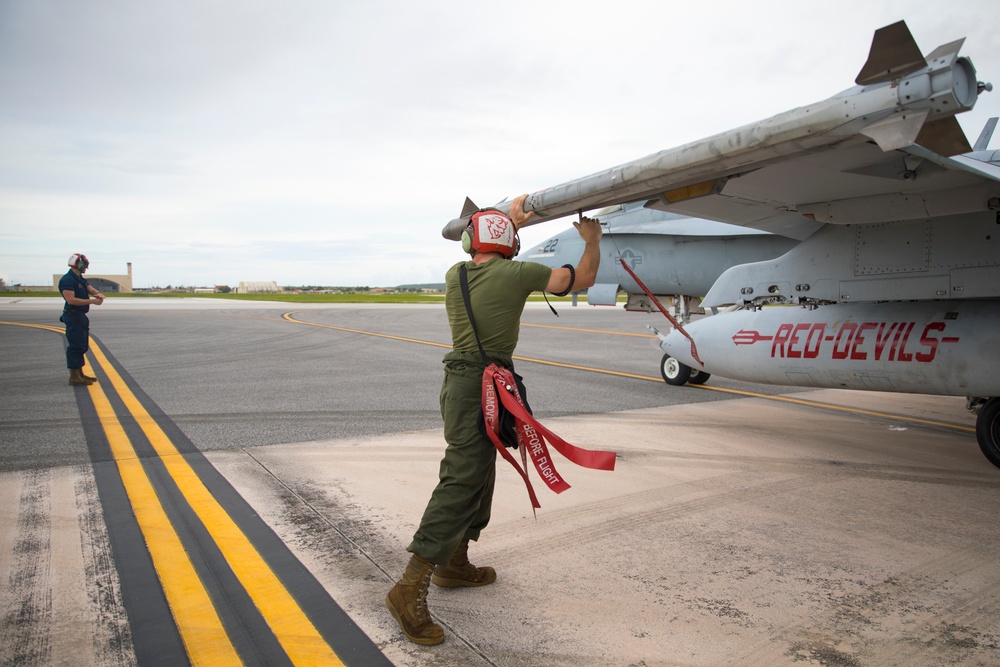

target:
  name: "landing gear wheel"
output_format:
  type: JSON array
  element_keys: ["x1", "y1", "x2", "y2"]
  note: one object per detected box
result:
[
  {"x1": 976, "y1": 397, "x2": 1000, "y2": 469},
  {"x1": 688, "y1": 368, "x2": 711, "y2": 385},
  {"x1": 661, "y1": 354, "x2": 692, "y2": 386}
]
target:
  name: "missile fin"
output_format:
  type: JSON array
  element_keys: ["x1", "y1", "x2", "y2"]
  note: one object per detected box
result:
[
  {"x1": 859, "y1": 109, "x2": 929, "y2": 152},
  {"x1": 856, "y1": 20, "x2": 927, "y2": 86},
  {"x1": 922, "y1": 38, "x2": 966, "y2": 72},
  {"x1": 460, "y1": 197, "x2": 480, "y2": 217},
  {"x1": 915, "y1": 116, "x2": 973, "y2": 157},
  {"x1": 441, "y1": 197, "x2": 481, "y2": 242}
]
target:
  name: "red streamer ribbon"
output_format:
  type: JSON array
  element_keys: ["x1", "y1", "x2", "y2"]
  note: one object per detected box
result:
[
  {"x1": 481, "y1": 364, "x2": 616, "y2": 513},
  {"x1": 617, "y1": 257, "x2": 703, "y2": 366}
]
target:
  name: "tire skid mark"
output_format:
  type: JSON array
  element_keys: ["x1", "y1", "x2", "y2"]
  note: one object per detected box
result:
[
  {"x1": 75, "y1": 467, "x2": 136, "y2": 667},
  {"x1": 616, "y1": 447, "x2": 1000, "y2": 488},
  {"x1": 867, "y1": 550, "x2": 1000, "y2": 664},
  {"x1": 706, "y1": 507, "x2": 1000, "y2": 665},
  {"x1": 491, "y1": 473, "x2": 819, "y2": 563},
  {"x1": 2, "y1": 469, "x2": 52, "y2": 666},
  {"x1": 49, "y1": 468, "x2": 95, "y2": 665}
]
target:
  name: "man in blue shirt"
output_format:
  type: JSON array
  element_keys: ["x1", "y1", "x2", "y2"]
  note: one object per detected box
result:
[{"x1": 59, "y1": 253, "x2": 105, "y2": 386}]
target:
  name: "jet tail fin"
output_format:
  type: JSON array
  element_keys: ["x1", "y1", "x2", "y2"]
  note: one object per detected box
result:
[{"x1": 973, "y1": 117, "x2": 998, "y2": 151}]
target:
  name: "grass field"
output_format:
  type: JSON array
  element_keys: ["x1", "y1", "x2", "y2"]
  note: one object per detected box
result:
[{"x1": 0, "y1": 291, "x2": 597, "y2": 304}]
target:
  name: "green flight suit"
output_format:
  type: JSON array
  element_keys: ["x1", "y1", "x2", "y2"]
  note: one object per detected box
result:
[{"x1": 407, "y1": 257, "x2": 551, "y2": 564}]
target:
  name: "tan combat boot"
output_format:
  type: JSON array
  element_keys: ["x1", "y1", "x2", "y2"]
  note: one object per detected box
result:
[
  {"x1": 69, "y1": 368, "x2": 95, "y2": 386},
  {"x1": 79, "y1": 367, "x2": 97, "y2": 382},
  {"x1": 385, "y1": 555, "x2": 444, "y2": 645},
  {"x1": 432, "y1": 540, "x2": 497, "y2": 588}
]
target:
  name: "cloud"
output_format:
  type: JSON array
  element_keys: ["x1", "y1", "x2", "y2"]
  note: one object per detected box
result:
[{"x1": 1, "y1": 0, "x2": 998, "y2": 287}]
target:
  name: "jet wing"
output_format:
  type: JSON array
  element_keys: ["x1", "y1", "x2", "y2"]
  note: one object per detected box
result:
[
  {"x1": 441, "y1": 21, "x2": 992, "y2": 243},
  {"x1": 646, "y1": 134, "x2": 1000, "y2": 237}
]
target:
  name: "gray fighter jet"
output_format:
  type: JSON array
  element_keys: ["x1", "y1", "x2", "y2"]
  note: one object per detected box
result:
[
  {"x1": 441, "y1": 21, "x2": 1000, "y2": 468},
  {"x1": 517, "y1": 201, "x2": 799, "y2": 317}
]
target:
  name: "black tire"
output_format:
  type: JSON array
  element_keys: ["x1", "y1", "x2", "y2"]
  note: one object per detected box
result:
[
  {"x1": 976, "y1": 397, "x2": 1000, "y2": 469},
  {"x1": 688, "y1": 369, "x2": 711, "y2": 385},
  {"x1": 660, "y1": 354, "x2": 692, "y2": 386}
]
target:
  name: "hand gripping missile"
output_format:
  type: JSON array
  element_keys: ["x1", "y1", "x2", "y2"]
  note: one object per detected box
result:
[{"x1": 441, "y1": 20, "x2": 989, "y2": 241}]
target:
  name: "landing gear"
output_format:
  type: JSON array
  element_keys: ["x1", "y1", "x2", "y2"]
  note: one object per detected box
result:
[
  {"x1": 975, "y1": 397, "x2": 1000, "y2": 469},
  {"x1": 660, "y1": 354, "x2": 711, "y2": 387}
]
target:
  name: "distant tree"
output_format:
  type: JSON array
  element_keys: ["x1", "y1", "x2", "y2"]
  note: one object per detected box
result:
[{"x1": 218, "y1": 285, "x2": 231, "y2": 293}]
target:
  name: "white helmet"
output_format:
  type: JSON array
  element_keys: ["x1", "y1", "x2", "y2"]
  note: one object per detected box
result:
[{"x1": 68, "y1": 253, "x2": 90, "y2": 270}]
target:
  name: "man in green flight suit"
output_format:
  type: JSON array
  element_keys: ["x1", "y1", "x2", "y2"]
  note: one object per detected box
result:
[{"x1": 386, "y1": 194, "x2": 602, "y2": 645}]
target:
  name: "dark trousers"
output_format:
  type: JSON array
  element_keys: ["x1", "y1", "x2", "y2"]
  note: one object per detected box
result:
[
  {"x1": 61, "y1": 310, "x2": 90, "y2": 369},
  {"x1": 408, "y1": 355, "x2": 498, "y2": 565}
]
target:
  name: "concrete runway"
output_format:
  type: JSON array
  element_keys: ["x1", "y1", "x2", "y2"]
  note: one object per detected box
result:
[{"x1": 1, "y1": 297, "x2": 999, "y2": 666}]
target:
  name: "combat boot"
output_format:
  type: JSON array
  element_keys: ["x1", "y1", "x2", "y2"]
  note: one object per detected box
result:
[
  {"x1": 432, "y1": 540, "x2": 496, "y2": 588},
  {"x1": 69, "y1": 368, "x2": 95, "y2": 386},
  {"x1": 79, "y1": 367, "x2": 97, "y2": 382},
  {"x1": 385, "y1": 555, "x2": 444, "y2": 645}
]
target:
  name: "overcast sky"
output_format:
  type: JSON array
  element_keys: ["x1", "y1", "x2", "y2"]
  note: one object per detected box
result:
[{"x1": 2, "y1": 0, "x2": 998, "y2": 288}]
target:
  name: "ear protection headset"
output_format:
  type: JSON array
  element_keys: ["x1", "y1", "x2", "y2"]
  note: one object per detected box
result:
[
  {"x1": 68, "y1": 253, "x2": 90, "y2": 271},
  {"x1": 461, "y1": 209, "x2": 520, "y2": 259}
]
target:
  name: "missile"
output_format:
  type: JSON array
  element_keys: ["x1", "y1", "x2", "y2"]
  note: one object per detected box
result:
[
  {"x1": 660, "y1": 300, "x2": 1000, "y2": 398},
  {"x1": 441, "y1": 21, "x2": 985, "y2": 242}
]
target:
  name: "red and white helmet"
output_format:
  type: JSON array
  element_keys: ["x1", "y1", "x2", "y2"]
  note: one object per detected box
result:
[
  {"x1": 68, "y1": 253, "x2": 90, "y2": 270},
  {"x1": 462, "y1": 209, "x2": 519, "y2": 258}
]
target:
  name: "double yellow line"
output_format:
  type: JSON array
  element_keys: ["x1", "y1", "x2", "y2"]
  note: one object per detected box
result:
[{"x1": 5, "y1": 322, "x2": 344, "y2": 666}]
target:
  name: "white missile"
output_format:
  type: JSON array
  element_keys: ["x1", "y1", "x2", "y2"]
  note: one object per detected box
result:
[
  {"x1": 441, "y1": 21, "x2": 983, "y2": 242},
  {"x1": 660, "y1": 301, "x2": 1000, "y2": 397}
]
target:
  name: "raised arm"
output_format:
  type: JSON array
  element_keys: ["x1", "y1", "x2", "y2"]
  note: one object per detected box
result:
[{"x1": 545, "y1": 216, "x2": 602, "y2": 295}]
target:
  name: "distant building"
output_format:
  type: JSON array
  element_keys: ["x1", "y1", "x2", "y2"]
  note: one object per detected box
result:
[
  {"x1": 52, "y1": 262, "x2": 134, "y2": 293},
  {"x1": 237, "y1": 281, "x2": 281, "y2": 294}
]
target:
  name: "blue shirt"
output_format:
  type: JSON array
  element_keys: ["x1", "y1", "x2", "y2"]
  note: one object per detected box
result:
[{"x1": 59, "y1": 269, "x2": 90, "y2": 313}]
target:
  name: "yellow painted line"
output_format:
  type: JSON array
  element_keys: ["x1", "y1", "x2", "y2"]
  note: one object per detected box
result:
[
  {"x1": 0, "y1": 320, "x2": 241, "y2": 663},
  {"x1": 282, "y1": 311, "x2": 453, "y2": 348},
  {"x1": 690, "y1": 383, "x2": 977, "y2": 433},
  {"x1": 522, "y1": 321, "x2": 658, "y2": 338},
  {"x1": 86, "y1": 370, "x2": 243, "y2": 666},
  {"x1": 87, "y1": 340, "x2": 345, "y2": 666},
  {"x1": 279, "y1": 312, "x2": 975, "y2": 435},
  {"x1": 510, "y1": 354, "x2": 661, "y2": 381},
  {"x1": 0, "y1": 322, "x2": 343, "y2": 664},
  {"x1": 0, "y1": 321, "x2": 65, "y2": 333}
]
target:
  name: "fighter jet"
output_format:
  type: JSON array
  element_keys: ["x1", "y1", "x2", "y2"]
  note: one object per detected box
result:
[
  {"x1": 517, "y1": 201, "x2": 799, "y2": 317},
  {"x1": 441, "y1": 21, "x2": 1000, "y2": 468}
]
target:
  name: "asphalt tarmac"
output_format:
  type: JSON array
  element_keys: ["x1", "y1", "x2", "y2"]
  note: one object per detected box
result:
[{"x1": 1, "y1": 297, "x2": 998, "y2": 666}]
